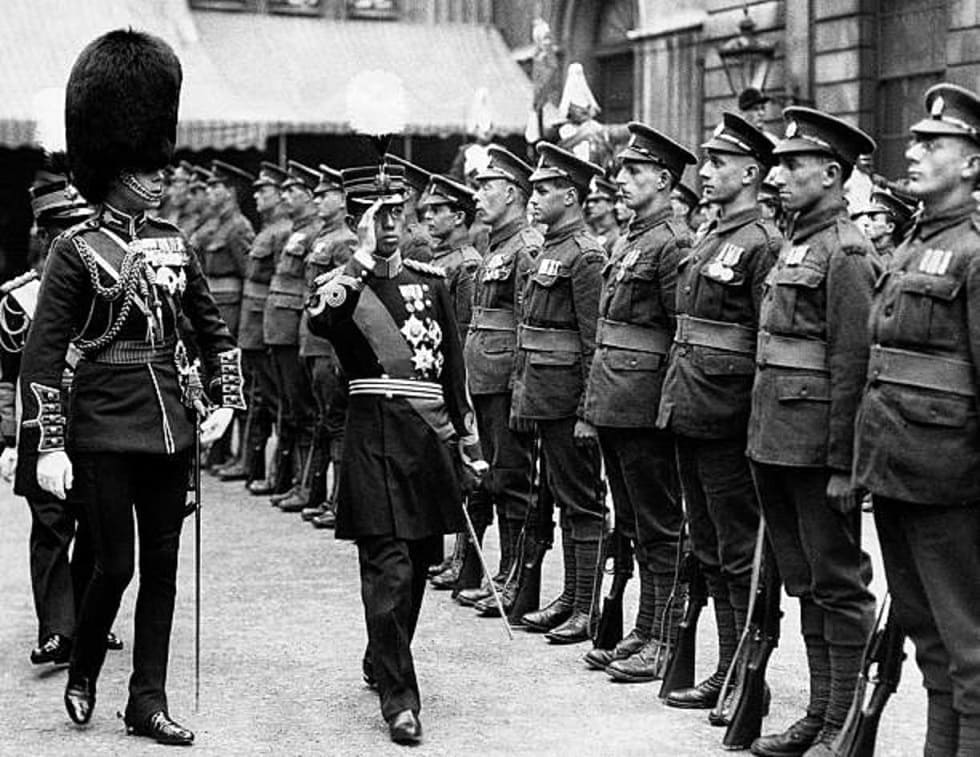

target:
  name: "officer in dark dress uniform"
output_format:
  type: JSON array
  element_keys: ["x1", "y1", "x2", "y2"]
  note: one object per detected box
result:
[
  {"x1": 384, "y1": 153, "x2": 435, "y2": 262},
  {"x1": 854, "y1": 83, "x2": 980, "y2": 757},
  {"x1": 306, "y1": 163, "x2": 484, "y2": 745},
  {"x1": 19, "y1": 30, "x2": 244, "y2": 745},
  {"x1": 295, "y1": 165, "x2": 355, "y2": 525},
  {"x1": 512, "y1": 143, "x2": 606, "y2": 644},
  {"x1": 0, "y1": 174, "x2": 124, "y2": 666},
  {"x1": 582, "y1": 123, "x2": 695, "y2": 681},
  {"x1": 657, "y1": 113, "x2": 783, "y2": 710},
  {"x1": 221, "y1": 162, "x2": 291, "y2": 485},
  {"x1": 454, "y1": 146, "x2": 541, "y2": 608},
  {"x1": 264, "y1": 161, "x2": 322, "y2": 501},
  {"x1": 747, "y1": 109, "x2": 878, "y2": 757}
]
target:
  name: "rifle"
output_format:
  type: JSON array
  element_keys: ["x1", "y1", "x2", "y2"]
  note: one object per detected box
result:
[
  {"x1": 591, "y1": 528, "x2": 632, "y2": 651},
  {"x1": 833, "y1": 597, "x2": 905, "y2": 757},
  {"x1": 659, "y1": 548, "x2": 708, "y2": 698}
]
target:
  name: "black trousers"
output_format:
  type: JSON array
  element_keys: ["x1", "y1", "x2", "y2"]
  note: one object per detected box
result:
[
  {"x1": 874, "y1": 498, "x2": 980, "y2": 714},
  {"x1": 27, "y1": 494, "x2": 91, "y2": 642},
  {"x1": 70, "y1": 450, "x2": 190, "y2": 721},
  {"x1": 752, "y1": 462, "x2": 874, "y2": 646},
  {"x1": 598, "y1": 427, "x2": 682, "y2": 573},
  {"x1": 675, "y1": 435, "x2": 759, "y2": 611},
  {"x1": 270, "y1": 345, "x2": 316, "y2": 458},
  {"x1": 538, "y1": 417, "x2": 603, "y2": 540},
  {"x1": 307, "y1": 354, "x2": 347, "y2": 449},
  {"x1": 471, "y1": 393, "x2": 532, "y2": 529},
  {"x1": 358, "y1": 535, "x2": 441, "y2": 721}
]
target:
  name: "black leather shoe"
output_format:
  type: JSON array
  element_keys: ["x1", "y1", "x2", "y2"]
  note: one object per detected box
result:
[
  {"x1": 520, "y1": 597, "x2": 574, "y2": 632},
  {"x1": 248, "y1": 479, "x2": 274, "y2": 496},
  {"x1": 106, "y1": 631, "x2": 124, "y2": 651},
  {"x1": 751, "y1": 715, "x2": 823, "y2": 756},
  {"x1": 218, "y1": 462, "x2": 248, "y2": 481},
  {"x1": 126, "y1": 711, "x2": 194, "y2": 746},
  {"x1": 429, "y1": 563, "x2": 461, "y2": 591},
  {"x1": 456, "y1": 582, "x2": 493, "y2": 607},
  {"x1": 31, "y1": 633, "x2": 71, "y2": 665},
  {"x1": 545, "y1": 610, "x2": 593, "y2": 644},
  {"x1": 311, "y1": 510, "x2": 336, "y2": 529},
  {"x1": 606, "y1": 638, "x2": 666, "y2": 682},
  {"x1": 64, "y1": 677, "x2": 95, "y2": 725},
  {"x1": 665, "y1": 672, "x2": 725, "y2": 709},
  {"x1": 584, "y1": 627, "x2": 649, "y2": 671},
  {"x1": 388, "y1": 709, "x2": 422, "y2": 745}
]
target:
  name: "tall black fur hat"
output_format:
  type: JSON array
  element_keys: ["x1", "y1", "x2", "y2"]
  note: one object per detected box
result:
[{"x1": 65, "y1": 29, "x2": 182, "y2": 203}]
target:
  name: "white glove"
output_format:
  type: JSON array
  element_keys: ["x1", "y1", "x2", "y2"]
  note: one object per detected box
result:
[
  {"x1": 37, "y1": 450, "x2": 73, "y2": 500},
  {"x1": 0, "y1": 447, "x2": 17, "y2": 482},
  {"x1": 199, "y1": 406, "x2": 234, "y2": 446}
]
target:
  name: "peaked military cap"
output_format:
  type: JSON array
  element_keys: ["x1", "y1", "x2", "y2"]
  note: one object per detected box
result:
[
  {"x1": 619, "y1": 122, "x2": 697, "y2": 178},
  {"x1": 474, "y1": 145, "x2": 534, "y2": 195},
  {"x1": 209, "y1": 160, "x2": 255, "y2": 186},
  {"x1": 342, "y1": 163, "x2": 407, "y2": 207},
  {"x1": 418, "y1": 174, "x2": 476, "y2": 213},
  {"x1": 671, "y1": 182, "x2": 699, "y2": 210},
  {"x1": 774, "y1": 107, "x2": 876, "y2": 166},
  {"x1": 852, "y1": 189, "x2": 916, "y2": 224},
  {"x1": 253, "y1": 161, "x2": 289, "y2": 189},
  {"x1": 282, "y1": 160, "x2": 320, "y2": 192},
  {"x1": 911, "y1": 83, "x2": 980, "y2": 145},
  {"x1": 190, "y1": 165, "x2": 211, "y2": 190},
  {"x1": 30, "y1": 177, "x2": 91, "y2": 223},
  {"x1": 586, "y1": 175, "x2": 619, "y2": 202},
  {"x1": 314, "y1": 164, "x2": 344, "y2": 194},
  {"x1": 384, "y1": 154, "x2": 431, "y2": 194},
  {"x1": 529, "y1": 142, "x2": 603, "y2": 192},
  {"x1": 702, "y1": 112, "x2": 775, "y2": 167},
  {"x1": 172, "y1": 161, "x2": 194, "y2": 182}
]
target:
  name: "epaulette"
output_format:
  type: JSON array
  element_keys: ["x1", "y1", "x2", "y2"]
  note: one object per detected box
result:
[
  {"x1": 518, "y1": 227, "x2": 544, "y2": 248},
  {"x1": 835, "y1": 217, "x2": 872, "y2": 256},
  {"x1": 0, "y1": 269, "x2": 39, "y2": 295},
  {"x1": 404, "y1": 258, "x2": 446, "y2": 278},
  {"x1": 573, "y1": 230, "x2": 605, "y2": 255}
]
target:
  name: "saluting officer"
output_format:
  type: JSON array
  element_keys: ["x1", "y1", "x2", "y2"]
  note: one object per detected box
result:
[
  {"x1": 235, "y1": 162, "x2": 291, "y2": 490},
  {"x1": 582, "y1": 123, "x2": 695, "y2": 681},
  {"x1": 306, "y1": 163, "x2": 484, "y2": 746},
  {"x1": 854, "y1": 83, "x2": 980, "y2": 757},
  {"x1": 455, "y1": 146, "x2": 542, "y2": 608},
  {"x1": 747, "y1": 109, "x2": 878, "y2": 756},
  {"x1": 296, "y1": 165, "x2": 355, "y2": 526},
  {"x1": 658, "y1": 113, "x2": 782, "y2": 711},
  {"x1": 20, "y1": 29, "x2": 243, "y2": 744},
  {"x1": 512, "y1": 143, "x2": 606, "y2": 645},
  {"x1": 418, "y1": 174, "x2": 481, "y2": 336},
  {"x1": 264, "y1": 161, "x2": 322, "y2": 501},
  {"x1": 384, "y1": 154, "x2": 436, "y2": 262}
]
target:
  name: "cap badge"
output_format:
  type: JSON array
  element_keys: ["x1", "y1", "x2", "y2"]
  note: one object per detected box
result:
[
  {"x1": 713, "y1": 122, "x2": 726, "y2": 138},
  {"x1": 785, "y1": 120, "x2": 798, "y2": 138},
  {"x1": 931, "y1": 95, "x2": 945, "y2": 118}
]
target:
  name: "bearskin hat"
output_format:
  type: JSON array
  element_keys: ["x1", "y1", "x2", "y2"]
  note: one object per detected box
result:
[{"x1": 65, "y1": 29, "x2": 182, "y2": 203}]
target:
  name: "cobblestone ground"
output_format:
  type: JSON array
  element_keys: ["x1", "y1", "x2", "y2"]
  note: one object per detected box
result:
[{"x1": 1, "y1": 475, "x2": 925, "y2": 756}]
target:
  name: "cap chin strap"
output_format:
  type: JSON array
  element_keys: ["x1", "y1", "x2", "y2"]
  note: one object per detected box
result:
[{"x1": 121, "y1": 171, "x2": 164, "y2": 204}]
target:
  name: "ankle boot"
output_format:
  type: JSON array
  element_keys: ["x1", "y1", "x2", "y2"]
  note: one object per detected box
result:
[
  {"x1": 430, "y1": 534, "x2": 465, "y2": 589},
  {"x1": 452, "y1": 524, "x2": 486, "y2": 597}
]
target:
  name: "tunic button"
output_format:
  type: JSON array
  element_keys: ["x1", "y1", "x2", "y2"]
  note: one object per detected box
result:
[
  {"x1": 684, "y1": 286, "x2": 692, "y2": 293},
  {"x1": 800, "y1": 387, "x2": 808, "y2": 396},
  {"x1": 630, "y1": 359, "x2": 637, "y2": 367}
]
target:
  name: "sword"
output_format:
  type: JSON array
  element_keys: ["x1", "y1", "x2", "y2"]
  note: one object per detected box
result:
[
  {"x1": 459, "y1": 494, "x2": 513, "y2": 640},
  {"x1": 193, "y1": 407, "x2": 202, "y2": 712}
]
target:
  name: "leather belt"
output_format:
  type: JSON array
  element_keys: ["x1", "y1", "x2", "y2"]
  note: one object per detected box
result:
[
  {"x1": 470, "y1": 307, "x2": 516, "y2": 332},
  {"x1": 596, "y1": 318, "x2": 670, "y2": 355},
  {"x1": 207, "y1": 275, "x2": 243, "y2": 294},
  {"x1": 517, "y1": 324, "x2": 581, "y2": 353},
  {"x1": 867, "y1": 344, "x2": 975, "y2": 397},
  {"x1": 756, "y1": 331, "x2": 828, "y2": 373},
  {"x1": 349, "y1": 378, "x2": 444, "y2": 400},
  {"x1": 243, "y1": 280, "x2": 270, "y2": 298},
  {"x1": 673, "y1": 315, "x2": 756, "y2": 355},
  {"x1": 87, "y1": 337, "x2": 176, "y2": 366}
]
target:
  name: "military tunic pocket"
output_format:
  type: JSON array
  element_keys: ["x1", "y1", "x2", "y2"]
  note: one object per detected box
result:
[
  {"x1": 772, "y1": 374, "x2": 832, "y2": 462},
  {"x1": 895, "y1": 274, "x2": 964, "y2": 350},
  {"x1": 700, "y1": 352, "x2": 755, "y2": 376},
  {"x1": 896, "y1": 390, "x2": 969, "y2": 428},
  {"x1": 528, "y1": 350, "x2": 578, "y2": 367},
  {"x1": 765, "y1": 265, "x2": 826, "y2": 333},
  {"x1": 606, "y1": 350, "x2": 662, "y2": 371}
]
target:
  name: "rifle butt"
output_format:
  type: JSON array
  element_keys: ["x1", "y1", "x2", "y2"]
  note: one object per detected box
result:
[
  {"x1": 593, "y1": 596, "x2": 624, "y2": 651},
  {"x1": 721, "y1": 666, "x2": 768, "y2": 749},
  {"x1": 659, "y1": 613, "x2": 699, "y2": 698},
  {"x1": 508, "y1": 547, "x2": 544, "y2": 624}
]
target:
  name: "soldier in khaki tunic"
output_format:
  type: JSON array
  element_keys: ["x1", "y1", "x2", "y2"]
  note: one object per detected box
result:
[
  {"x1": 658, "y1": 113, "x2": 782, "y2": 710},
  {"x1": 854, "y1": 83, "x2": 980, "y2": 757},
  {"x1": 181, "y1": 165, "x2": 210, "y2": 240},
  {"x1": 747, "y1": 109, "x2": 878, "y2": 757},
  {"x1": 584, "y1": 175, "x2": 621, "y2": 256},
  {"x1": 296, "y1": 165, "x2": 355, "y2": 525},
  {"x1": 850, "y1": 188, "x2": 916, "y2": 268},
  {"x1": 234, "y1": 162, "x2": 291, "y2": 490},
  {"x1": 418, "y1": 174, "x2": 481, "y2": 336},
  {"x1": 512, "y1": 143, "x2": 606, "y2": 644},
  {"x1": 581, "y1": 123, "x2": 695, "y2": 681},
  {"x1": 385, "y1": 154, "x2": 435, "y2": 262},
  {"x1": 454, "y1": 146, "x2": 541, "y2": 608},
  {"x1": 263, "y1": 161, "x2": 322, "y2": 500}
]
